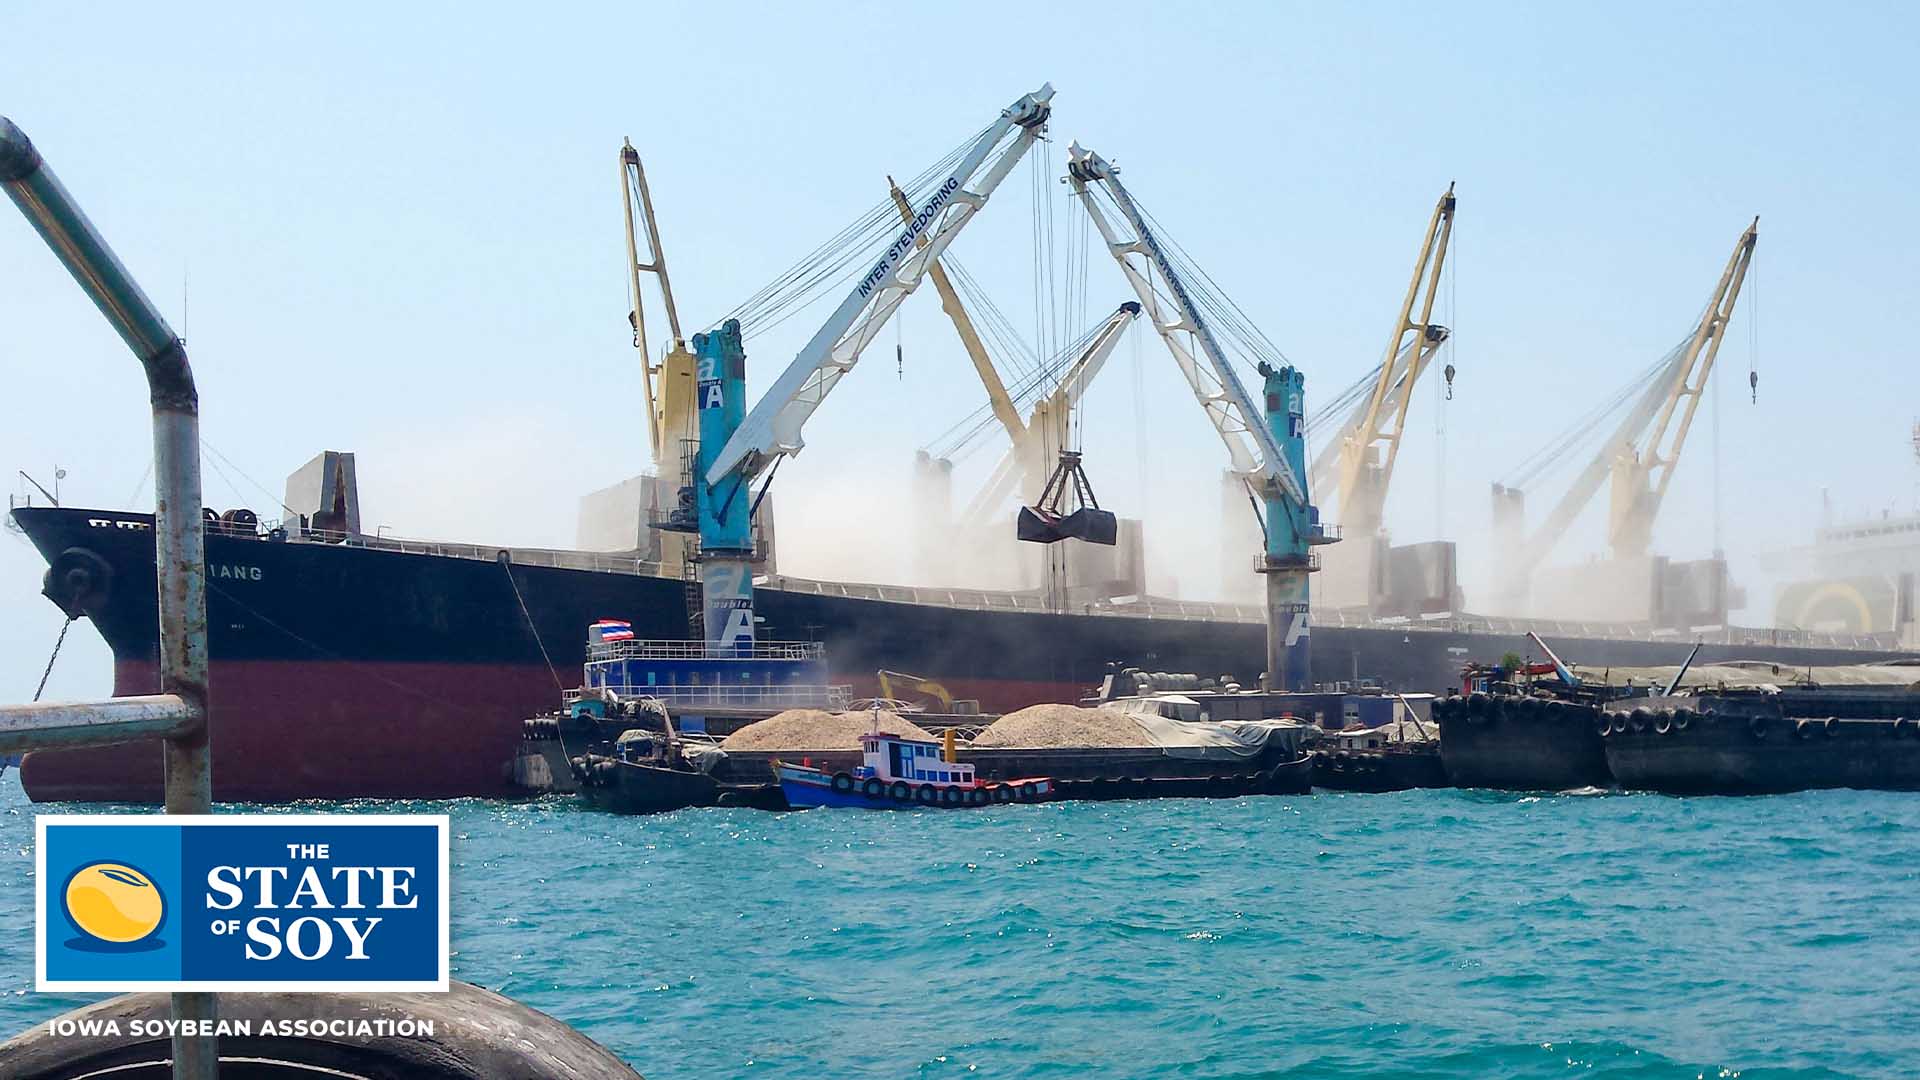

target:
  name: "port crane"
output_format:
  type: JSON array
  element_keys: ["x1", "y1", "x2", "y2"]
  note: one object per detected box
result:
[
  {"x1": 1064, "y1": 142, "x2": 1332, "y2": 689},
  {"x1": 619, "y1": 139, "x2": 696, "y2": 468},
  {"x1": 1307, "y1": 184, "x2": 1456, "y2": 546},
  {"x1": 883, "y1": 178, "x2": 1142, "y2": 528},
  {"x1": 1493, "y1": 219, "x2": 1758, "y2": 604},
  {"x1": 691, "y1": 84, "x2": 1055, "y2": 649}
]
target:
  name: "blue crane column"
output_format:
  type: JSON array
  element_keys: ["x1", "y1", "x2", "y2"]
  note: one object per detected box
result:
[
  {"x1": 1257, "y1": 362, "x2": 1323, "y2": 691},
  {"x1": 694, "y1": 320, "x2": 756, "y2": 653}
]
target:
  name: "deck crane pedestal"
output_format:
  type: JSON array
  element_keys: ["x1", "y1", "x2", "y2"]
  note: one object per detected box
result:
[
  {"x1": 1492, "y1": 219, "x2": 1758, "y2": 624},
  {"x1": 693, "y1": 84, "x2": 1055, "y2": 650},
  {"x1": 1065, "y1": 143, "x2": 1335, "y2": 690}
]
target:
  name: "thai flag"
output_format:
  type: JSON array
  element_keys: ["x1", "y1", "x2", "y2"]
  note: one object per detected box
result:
[{"x1": 590, "y1": 619, "x2": 635, "y2": 643}]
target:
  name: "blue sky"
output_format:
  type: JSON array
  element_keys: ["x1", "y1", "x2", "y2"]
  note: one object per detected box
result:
[{"x1": 4, "y1": 1, "x2": 1917, "y2": 699}]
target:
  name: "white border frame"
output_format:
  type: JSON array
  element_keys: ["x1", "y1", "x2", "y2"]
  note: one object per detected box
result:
[{"x1": 36, "y1": 814, "x2": 451, "y2": 993}]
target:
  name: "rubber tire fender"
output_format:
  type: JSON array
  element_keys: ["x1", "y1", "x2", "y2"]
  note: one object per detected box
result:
[
  {"x1": 940, "y1": 786, "x2": 964, "y2": 806},
  {"x1": 888, "y1": 780, "x2": 912, "y2": 802},
  {"x1": 831, "y1": 773, "x2": 855, "y2": 794},
  {"x1": 1749, "y1": 715, "x2": 1770, "y2": 741},
  {"x1": 967, "y1": 787, "x2": 989, "y2": 806},
  {"x1": 1466, "y1": 692, "x2": 1490, "y2": 721},
  {"x1": 1673, "y1": 708, "x2": 1696, "y2": 731},
  {"x1": 992, "y1": 784, "x2": 1014, "y2": 803},
  {"x1": 1610, "y1": 712, "x2": 1630, "y2": 735},
  {"x1": 1628, "y1": 708, "x2": 1652, "y2": 733},
  {"x1": 1596, "y1": 713, "x2": 1617, "y2": 737},
  {"x1": 1795, "y1": 718, "x2": 1818, "y2": 740},
  {"x1": 1654, "y1": 710, "x2": 1674, "y2": 736},
  {"x1": 1822, "y1": 716, "x2": 1842, "y2": 738},
  {"x1": 915, "y1": 784, "x2": 939, "y2": 805},
  {"x1": 862, "y1": 777, "x2": 885, "y2": 799},
  {"x1": 1017, "y1": 782, "x2": 1039, "y2": 801}
]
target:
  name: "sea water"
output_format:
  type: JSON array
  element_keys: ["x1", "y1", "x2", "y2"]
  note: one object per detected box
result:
[{"x1": 2, "y1": 782, "x2": 1915, "y2": 1079}]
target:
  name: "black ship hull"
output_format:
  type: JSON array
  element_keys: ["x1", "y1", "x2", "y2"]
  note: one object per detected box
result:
[{"x1": 10, "y1": 505, "x2": 1907, "y2": 802}]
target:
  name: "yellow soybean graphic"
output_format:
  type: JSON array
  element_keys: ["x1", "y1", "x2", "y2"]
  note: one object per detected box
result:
[{"x1": 65, "y1": 863, "x2": 164, "y2": 943}]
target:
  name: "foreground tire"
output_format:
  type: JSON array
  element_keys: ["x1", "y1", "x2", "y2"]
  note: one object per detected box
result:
[{"x1": 831, "y1": 773, "x2": 855, "y2": 794}]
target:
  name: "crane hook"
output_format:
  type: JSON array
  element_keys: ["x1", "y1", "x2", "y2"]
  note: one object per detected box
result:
[
  {"x1": 1749, "y1": 369, "x2": 1758, "y2": 404},
  {"x1": 1443, "y1": 362, "x2": 1456, "y2": 401}
]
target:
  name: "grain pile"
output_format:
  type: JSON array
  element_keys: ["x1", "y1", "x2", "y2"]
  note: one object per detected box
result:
[
  {"x1": 721, "y1": 708, "x2": 936, "y2": 751},
  {"x1": 969, "y1": 704, "x2": 1153, "y2": 748}
]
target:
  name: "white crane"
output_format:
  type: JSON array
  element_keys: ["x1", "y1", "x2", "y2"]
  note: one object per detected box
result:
[
  {"x1": 705, "y1": 84, "x2": 1055, "y2": 487},
  {"x1": 1062, "y1": 143, "x2": 1304, "y2": 508}
]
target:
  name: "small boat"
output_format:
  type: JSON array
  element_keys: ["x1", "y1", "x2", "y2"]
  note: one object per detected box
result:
[{"x1": 778, "y1": 729, "x2": 1053, "y2": 809}]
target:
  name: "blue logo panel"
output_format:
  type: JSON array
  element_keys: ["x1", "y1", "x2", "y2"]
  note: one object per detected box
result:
[{"x1": 38, "y1": 815, "x2": 448, "y2": 992}]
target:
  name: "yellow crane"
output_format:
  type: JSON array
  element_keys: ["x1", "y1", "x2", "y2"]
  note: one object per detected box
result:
[
  {"x1": 1495, "y1": 219, "x2": 1759, "y2": 600},
  {"x1": 1308, "y1": 184, "x2": 1457, "y2": 541},
  {"x1": 620, "y1": 139, "x2": 697, "y2": 468}
]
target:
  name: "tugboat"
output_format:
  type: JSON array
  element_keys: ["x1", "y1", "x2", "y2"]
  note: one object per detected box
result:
[{"x1": 778, "y1": 726, "x2": 1055, "y2": 809}]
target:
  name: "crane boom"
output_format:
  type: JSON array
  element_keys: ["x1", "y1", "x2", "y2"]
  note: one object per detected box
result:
[
  {"x1": 888, "y1": 177, "x2": 1027, "y2": 448},
  {"x1": 705, "y1": 84, "x2": 1054, "y2": 486},
  {"x1": 1064, "y1": 143, "x2": 1303, "y2": 505},
  {"x1": 960, "y1": 300, "x2": 1142, "y2": 522},
  {"x1": 1329, "y1": 183, "x2": 1455, "y2": 536},
  {"x1": 1512, "y1": 219, "x2": 1758, "y2": 576},
  {"x1": 620, "y1": 140, "x2": 690, "y2": 465}
]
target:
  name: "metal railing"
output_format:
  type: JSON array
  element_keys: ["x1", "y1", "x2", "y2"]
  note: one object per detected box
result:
[
  {"x1": 582, "y1": 684, "x2": 852, "y2": 710},
  {"x1": 587, "y1": 638, "x2": 825, "y2": 662},
  {"x1": 2, "y1": 116, "x2": 217, "y2": 1079}
]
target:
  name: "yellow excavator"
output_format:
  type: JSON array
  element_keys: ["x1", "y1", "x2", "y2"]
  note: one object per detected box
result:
[{"x1": 875, "y1": 670, "x2": 980, "y2": 715}]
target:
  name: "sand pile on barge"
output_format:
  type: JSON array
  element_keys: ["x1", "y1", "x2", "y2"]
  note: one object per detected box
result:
[
  {"x1": 969, "y1": 704, "x2": 1153, "y2": 748},
  {"x1": 721, "y1": 709, "x2": 936, "y2": 750}
]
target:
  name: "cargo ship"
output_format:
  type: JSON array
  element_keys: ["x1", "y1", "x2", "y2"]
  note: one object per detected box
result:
[{"x1": 10, "y1": 492, "x2": 1909, "y2": 803}]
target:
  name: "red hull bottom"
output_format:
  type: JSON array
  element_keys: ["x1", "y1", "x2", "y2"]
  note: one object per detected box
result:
[{"x1": 18, "y1": 661, "x2": 1086, "y2": 804}]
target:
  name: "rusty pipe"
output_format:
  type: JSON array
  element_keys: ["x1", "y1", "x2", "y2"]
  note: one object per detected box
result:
[
  {"x1": 0, "y1": 695, "x2": 199, "y2": 754},
  {"x1": 3, "y1": 116, "x2": 214, "y2": 1080}
]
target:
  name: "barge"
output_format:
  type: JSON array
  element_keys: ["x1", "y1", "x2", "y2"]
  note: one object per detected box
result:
[{"x1": 1601, "y1": 687, "x2": 1920, "y2": 794}]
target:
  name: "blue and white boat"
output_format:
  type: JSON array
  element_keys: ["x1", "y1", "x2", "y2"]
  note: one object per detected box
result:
[{"x1": 777, "y1": 728, "x2": 1053, "y2": 809}]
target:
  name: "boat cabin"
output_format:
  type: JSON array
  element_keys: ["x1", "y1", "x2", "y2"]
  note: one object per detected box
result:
[{"x1": 856, "y1": 732, "x2": 976, "y2": 787}]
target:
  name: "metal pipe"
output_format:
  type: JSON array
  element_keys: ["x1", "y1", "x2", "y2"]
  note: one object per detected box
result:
[
  {"x1": 3, "y1": 116, "x2": 215, "y2": 1080},
  {"x1": 0, "y1": 695, "x2": 199, "y2": 753}
]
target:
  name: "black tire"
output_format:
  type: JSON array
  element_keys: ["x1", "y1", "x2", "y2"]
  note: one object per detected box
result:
[
  {"x1": 992, "y1": 784, "x2": 1013, "y2": 803},
  {"x1": 1750, "y1": 716, "x2": 1770, "y2": 741},
  {"x1": 1487, "y1": 697, "x2": 1508, "y2": 725},
  {"x1": 967, "y1": 788, "x2": 989, "y2": 806},
  {"x1": 1823, "y1": 716, "x2": 1842, "y2": 738},
  {"x1": 862, "y1": 777, "x2": 884, "y2": 799},
  {"x1": 1466, "y1": 692, "x2": 1490, "y2": 720},
  {"x1": 1017, "y1": 782, "x2": 1039, "y2": 801},
  {"x1": 1795, "y1": 718, "x2": 1818, "y2": 740},
  {"x1": 889, "y1": 780, "x2": 912, "y2": 802},
  {"x1": 1654, "y1": 711, "x2": 1674, "y2": 736},
  {"x1": 1892, "y1": 716, "x2": 1910, "y2": 737},
  {"x1": 831, "y1": 773, "x2": 855, "y2": 794},
  {"x1": 940, "y1": 786, "x2": 964, "y2": 806},
  {"x1": 1673, "y1": 709, "x2": 1695, "y2": 731},
  {"x1": 1594, "y1": 713, "x2": 1615, "y2": 737},
  {"x1": 1629, "y1": 708, "x2": 1652, "y2": 733},
  {"x1": 1610, "y1": 713, "x2": 1630, "y2": 735},
  {"x1": 914, "y1": 784, "x2": 938, "y2": 805}
]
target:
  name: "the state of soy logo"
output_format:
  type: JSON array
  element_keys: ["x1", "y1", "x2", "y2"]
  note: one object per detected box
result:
[{"x1": 36, "y1": 815, "x2": 448, "y2": 992}]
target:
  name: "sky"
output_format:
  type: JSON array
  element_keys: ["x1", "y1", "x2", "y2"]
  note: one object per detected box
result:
[{"x1": 3, "y1": 1, "x2": 1917, "y2": 701}]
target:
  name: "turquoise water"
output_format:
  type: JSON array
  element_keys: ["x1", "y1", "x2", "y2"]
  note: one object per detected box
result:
[{"x1": 3, "y1": 782, "x2": 1916, "y2": 1078}]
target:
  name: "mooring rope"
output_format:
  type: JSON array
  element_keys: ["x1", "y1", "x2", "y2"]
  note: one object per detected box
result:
[{"x1": 500, "y1": 557, "x2": 564, "y2": 691}]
